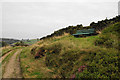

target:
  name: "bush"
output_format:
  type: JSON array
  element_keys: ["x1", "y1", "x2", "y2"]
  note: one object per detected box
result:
[
  {"x1": 1, "y1": 41, "x2": 8, "y2": 47},
  {"x1": 94, "y1": 23, "x2": 120, "y2": 49},
  {"x1": 15, "y1": 41, "x2": 29, "y2": 46},
  {"x1": 34, "y1": 47, "x2": 46, "y2": 59},
  {"x1": 45, "y1": 43, "x2": 62, "y2": 55},
  {"x1": 94, "y1": 34, "x2": 118, "y2": 48},
  {"x1": 76, "y1": 48, "x2": 119, "y2": 78},
  {"x1": 31, "y1": 47, "x2": 37, "y2": 55}
]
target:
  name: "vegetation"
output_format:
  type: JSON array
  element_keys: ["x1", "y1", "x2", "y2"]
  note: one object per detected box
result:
[
  {"x1": 14, "y1": 41, "x2": 29, "y2": 47},
  {"x1": 2, "y1": 50, "x2": 17, "y2": 64},
  {"x1": 1, "y1": 48, "x2": 23, "y2": 76},
  {"x1": 12, "y1": 16, "x2": 120, "y2": 79},
  {"x1": 1, "y1": 46, "x2": 24, "y2": 56},
  {"x1": 40, "y1": 24, "x2": 83, "y2": 40},
  {"x1": 0, "y1": 41, "x2": 8, "y2": 47},
  {"x1": 95, "y1": 22, "x2": 120, "y2": 49},
  {"x1": 30, "y1": 32, "x2": 119, "y2": 78},
  {"x1": 90, "y1": 16, "x2": 120, "y2": 31},
  {"x1": 22, "y1": 39, "x2": 40, "y2": 45},
  {"x1": 20, "y1": 47, "x2": 54, "y2": 78},
  {"x1": 75, "y1": 22, "x2": 120, "y2": 78},
  {"x1": 0, "y1": 38, "x2": 20, "y2": 47},
  {"x1": 40, "y1": 16, "x2": 120, "y2": 40}
]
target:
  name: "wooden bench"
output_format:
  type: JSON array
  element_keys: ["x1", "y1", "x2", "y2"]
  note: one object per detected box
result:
[{"x1": 72, "y1": 28, "x2": 96, "y2": 37}]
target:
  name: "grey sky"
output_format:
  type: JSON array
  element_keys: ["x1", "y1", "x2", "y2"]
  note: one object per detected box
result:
[
  {"x1": 119, "y1": 1, "x2": 120, "y2": 15},
  {"x1": 0, "y1": 0, "x2": 119, "y2": 39}
]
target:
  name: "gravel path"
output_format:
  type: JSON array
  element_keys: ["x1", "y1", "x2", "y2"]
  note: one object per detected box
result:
[{"x1": 3, "y1": 49, "x2": 23, "y2": 78}]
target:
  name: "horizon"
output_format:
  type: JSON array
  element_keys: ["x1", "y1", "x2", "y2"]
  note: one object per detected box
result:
[{"x1": 0, "y1": 0, "x2": 119, "y2": 39}]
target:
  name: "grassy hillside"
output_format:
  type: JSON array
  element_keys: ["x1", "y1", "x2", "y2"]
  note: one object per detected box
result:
[
  {"x1": 22, "y1": 39, "x2": 40, "y2": 45},
  {"x1": 20, "y1": 21, "x2": 119, "y2": 78}
]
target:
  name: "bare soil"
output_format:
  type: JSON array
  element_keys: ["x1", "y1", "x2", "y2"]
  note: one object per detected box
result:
[{"x1": 3, "y1": 49, "x2": 23, "y2": 78}]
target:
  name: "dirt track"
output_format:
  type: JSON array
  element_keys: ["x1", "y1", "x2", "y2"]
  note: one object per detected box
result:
[{"x1": 3, "y1": 49, "x2": 23, "y2": 78}]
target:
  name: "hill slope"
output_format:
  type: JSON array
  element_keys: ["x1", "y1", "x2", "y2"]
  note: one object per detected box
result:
[{"x1": 20, "y1": 21, "x2": 120, "y2": 78}]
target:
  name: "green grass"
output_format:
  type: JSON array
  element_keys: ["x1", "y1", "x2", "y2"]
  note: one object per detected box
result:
[
  {"x1": 1, "y1": 47, "x2": 12, "y2": 56},
  {"x1": 23, "y1": 39, "x2": 40, "y2": 45}
]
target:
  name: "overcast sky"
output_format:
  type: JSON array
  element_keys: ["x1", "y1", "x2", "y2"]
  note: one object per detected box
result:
[{"x1": 0, "y1": 0, "x2": 119, "y2": 39}]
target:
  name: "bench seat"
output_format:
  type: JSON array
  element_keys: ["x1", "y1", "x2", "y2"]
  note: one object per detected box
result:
[{"x1": 72, "y1": 28, "x2": 95, "y2": 36}]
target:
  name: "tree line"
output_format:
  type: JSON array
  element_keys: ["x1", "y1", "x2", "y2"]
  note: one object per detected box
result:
[{"x1": 90, "y1": 16, "x2": 120, "y2": 31}]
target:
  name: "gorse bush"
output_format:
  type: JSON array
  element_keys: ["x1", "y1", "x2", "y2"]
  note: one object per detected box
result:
[
  {"x1": 45, "y1": 42, "x2": 62, "y2": 55},
  {"x1": 102, "y1": 22, "x2": 120, "y2": 35},
  {"x1": 95, "y1": 33, "x2": 119, "y2": 48},
  {"x1": 76, "y1": 48, "x2": 119, "y2": 78},
  {"x1": 95, "y1": 22, "x2": 120, "y2": 49}
]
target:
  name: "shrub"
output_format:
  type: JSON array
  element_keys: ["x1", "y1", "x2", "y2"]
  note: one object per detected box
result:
[
  {"x1": 76, "y1": 48, "x2": 119, "y2": 78},
  {"x1": 31, "y1": 47, "x2": 37, "y2": 55},
  {"x1": 1, "y1": 41, "x2": 8, "y2": 47},
  {"x1": 95, "y1": 31, "x2": 119, "y2": 49},
  {"x1": 14, "y1": 41, "x2": 29, "y2": 46},
  {"x1": 34, "y1": 47, "x2": 46, "y2": 59}
]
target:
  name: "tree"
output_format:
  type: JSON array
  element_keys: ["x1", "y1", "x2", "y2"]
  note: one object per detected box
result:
[
  {"x1": 37, "y1": 38, "x2": 39, "y2": 41},
  {"x1": 90, "y1": 22, "x2": 95, "y2": 26},
  {"x1": 2, "y1": 41, "x2": 7, "y2": 47}
]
